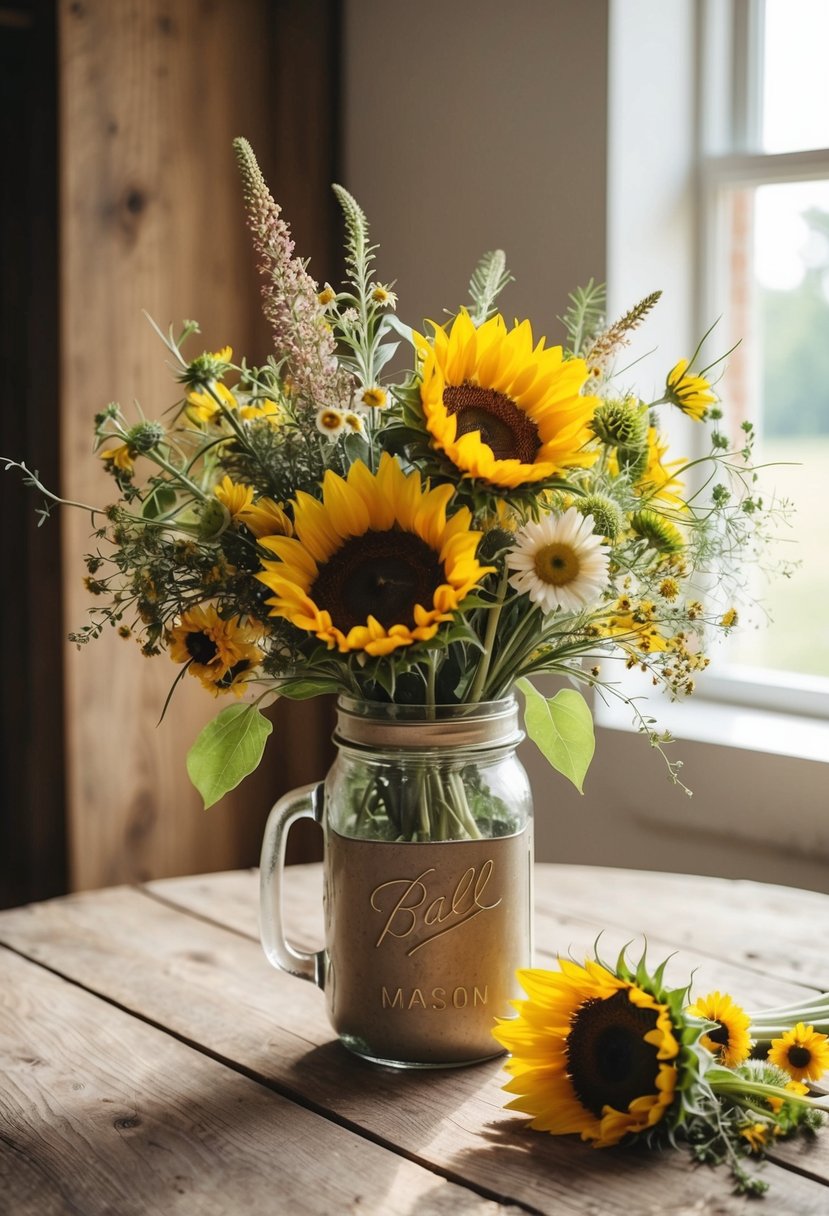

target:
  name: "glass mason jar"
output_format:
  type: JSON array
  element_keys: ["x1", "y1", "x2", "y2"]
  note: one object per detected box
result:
[{"x1": 260, "y1": 695, "x2": 533, "y2": 1069}]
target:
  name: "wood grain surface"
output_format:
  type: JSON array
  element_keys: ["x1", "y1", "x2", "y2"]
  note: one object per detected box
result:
[
  {"x1": 0, "y1": 947, "x2": 515, "y2": 1216},
  {"x1": 58, "y1": 0, "x2": 337, "y2": 893},
  {"x1": 1, "y1": 863, "x2": 828, "y2": 1214}
]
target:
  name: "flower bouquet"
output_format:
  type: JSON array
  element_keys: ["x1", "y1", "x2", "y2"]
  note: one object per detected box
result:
[
  {"x1": 6, "y1": 137, "x2": 786, "y2": 826},
  {"x1": 494, "y1": 949, "x2": 829, "y2": 1196}
]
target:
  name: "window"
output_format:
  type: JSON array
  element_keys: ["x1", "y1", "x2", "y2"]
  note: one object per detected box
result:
[{"x1": 699, "y1": 0, "x2": 829, "y2": 711}]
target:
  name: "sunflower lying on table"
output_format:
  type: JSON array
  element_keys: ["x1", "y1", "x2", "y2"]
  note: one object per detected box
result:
[{"x1": 492, "y1": 950, "x2": 829, "y2": 1197}]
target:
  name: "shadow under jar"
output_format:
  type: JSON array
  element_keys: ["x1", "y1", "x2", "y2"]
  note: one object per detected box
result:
[{"x1": 260, "y1": 696, "x2": 534, "y2": 1068}]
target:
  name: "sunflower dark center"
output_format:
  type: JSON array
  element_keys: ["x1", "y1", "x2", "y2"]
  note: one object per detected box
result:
[
  {"x1": 216, "y1": 659, "x2": 251, "y2": 689},
  {"x1": 706, "y1": 1022, "x2": 730, "y2": 1047},
  {"x1": 443, "y1": 382, "x2": 541, "y2": 463},
  {"x1": 788, "y1": 1046, "x2": 812, "y2": 1069},
  {"x1": 566, "y1": 989, "x2": 661, "y2": 1119},
  {"x1": 186, "y1": 631, "x2": 219, "y2": 665},
  {"x1": 310, "y1": 529, "x2": 443, "y2": 633}
]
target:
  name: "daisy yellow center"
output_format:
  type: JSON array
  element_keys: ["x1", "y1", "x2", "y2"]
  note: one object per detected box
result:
[
  {"x1": 185, "y1": 632, "x2": 219, "y2": 665},
  {"x1": 533, "y1": 542, "x2": 580, "y2": 587},
  {"x1": 310, "y1": 530, "x2": 443, "y2": 633},
  {"x1": 566, "y1": 990, "x2": 661, "y2": 1118},
  {"x1": 443, "y1": 383, "x2": 541, "y2": 463}
]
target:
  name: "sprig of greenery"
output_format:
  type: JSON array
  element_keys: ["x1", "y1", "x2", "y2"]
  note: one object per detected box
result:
[
  {"x1": 330, "y1": 183, "x2": 400, "y2": 411},
  {"x1": 559, "y1": 279, "x2": 606, "y2": 355},
  {"x1": 467, "y1": 250, "x2": 514, "y2": 325},
  {"x1": 332, "y1": 183, "x2": 374, "y2": 299}
]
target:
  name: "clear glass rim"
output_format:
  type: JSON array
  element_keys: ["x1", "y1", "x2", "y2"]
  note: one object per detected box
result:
[
  {"x1": 336, "y1": 694, "x2": 516, "y2": 723},
  {"x1": 334, "y1": 695, "x2": 522, "y2": 750}
]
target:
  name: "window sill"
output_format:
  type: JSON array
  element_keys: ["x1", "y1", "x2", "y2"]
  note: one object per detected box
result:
[{"x1": 596, "y1": 690, "x2": 829, "y2": 765}]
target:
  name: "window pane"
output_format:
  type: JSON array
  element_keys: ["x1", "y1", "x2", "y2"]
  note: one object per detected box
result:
[
  {"x1": 762, "y1": 0, "x2": 829, "y2": 153},
  {"x1": 722, "y1": 180, "x2": 829, "y2": 677}
]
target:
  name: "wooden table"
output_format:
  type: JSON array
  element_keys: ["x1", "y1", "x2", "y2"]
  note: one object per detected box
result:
[{"x1": 2, "y1": 864, "x2": 828, "y2": 1215}]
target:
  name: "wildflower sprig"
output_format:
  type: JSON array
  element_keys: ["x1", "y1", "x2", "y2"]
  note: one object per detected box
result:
[
  {"x1": 467, "y1": 249, "x2": 515, "y2": 326},
  {"x1": 3, "y1": 138, "x2": 790, "y2": 809}
]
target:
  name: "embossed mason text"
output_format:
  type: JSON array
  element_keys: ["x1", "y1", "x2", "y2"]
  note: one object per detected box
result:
[{"x1": 381, "y1": 985, "x2": 489, "y2": 1010}]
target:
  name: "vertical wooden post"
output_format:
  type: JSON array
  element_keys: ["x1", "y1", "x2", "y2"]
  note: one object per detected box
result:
[{"x1": 59, "y1": 0, "x2": 338, "y2": 889}]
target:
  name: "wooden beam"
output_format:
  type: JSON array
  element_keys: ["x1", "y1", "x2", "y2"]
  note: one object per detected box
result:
[{"x1": 59, "y1": 0, "x2": 337, "y2": 890}]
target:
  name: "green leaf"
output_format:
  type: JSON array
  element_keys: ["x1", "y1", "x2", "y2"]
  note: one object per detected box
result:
[
  {"x1": 186, "y1": 704, "x2": 273, "y2": 808},
  {"x1": 276, "y1": 678, "x2": 339, "y2": 700},
  {"x1": 516, "y1": 679, "x2": 595, "y2": 793}
]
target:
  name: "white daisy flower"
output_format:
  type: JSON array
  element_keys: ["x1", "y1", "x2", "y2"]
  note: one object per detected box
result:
[
  {"x1": 342, "y1": 411, "x2": 366, "y2": 435},
  {"x1": 315, "y1": 407, "x2": 346, "y2": 439},
  {"x1": 506, "y1": 507, "x2": 610, "y2": 614},
  {"x1": 352, "y1": 385, "x2": 388, "y2": 412},
  {"x1": 370, "y1": 284, "x2": 397, "y2": 310}
]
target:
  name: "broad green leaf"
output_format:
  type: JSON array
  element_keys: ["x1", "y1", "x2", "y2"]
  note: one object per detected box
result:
[
  {"x1": 186, "y1": 704, "x2": 273, "y2": 808},
  {"x1": 517, "y1": 679, "x2": 595, "y2": 794},
  {"x1": 373, "y1": 341, "x2": 400, "y2": 373}
]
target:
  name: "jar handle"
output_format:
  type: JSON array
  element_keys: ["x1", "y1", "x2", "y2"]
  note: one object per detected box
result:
[{"x1": 259, "y1": 782, "x2": 325, "y2": 987}]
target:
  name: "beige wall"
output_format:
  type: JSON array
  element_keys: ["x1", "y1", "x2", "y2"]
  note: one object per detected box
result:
[
  {"x1": 343, "y1": 0, "x2": 829, "y2": 894},
  {"x1": 342, "y1": 0, "x2": 608, "y2": 335}
]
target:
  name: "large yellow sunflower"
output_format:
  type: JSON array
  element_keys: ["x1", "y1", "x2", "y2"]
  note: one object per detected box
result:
[
  {"x1": 257, "y1": 453, "x2": 491, "y2": 656},
  {"x1": 493, "y1": 959, "x2": 680, "y2": 1148},
  {"x1": 416, "y1": 311, "x2": 598, "y2": 489},
  {"x1": 686, "y1": 991, "x2": 752, "y2": 1068}
]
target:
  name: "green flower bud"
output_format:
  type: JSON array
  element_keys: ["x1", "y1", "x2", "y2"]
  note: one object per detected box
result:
[
  {"x1": 180, "y1": 346, "x2": 232, "y2": 388},
  {"x1": 197, "y1": 498, "x2": 231, "y2": 540},
  {"x1": 126, "y1": 420, "x2": 165, "y2": 452},
  {"x1": 577, "y1": 493, "x2": 624, "y2": 542},
  {"x1": 631, "y1": 509, "x2": 684, "y2": 553},
  {"x1": 590, "y1": 398, "x2": 648, "y2": 448}
]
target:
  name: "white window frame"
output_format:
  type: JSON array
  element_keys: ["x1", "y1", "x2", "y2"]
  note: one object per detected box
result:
[{"x1": 696, "y1": 0, "x2": 829, "y2": 722}]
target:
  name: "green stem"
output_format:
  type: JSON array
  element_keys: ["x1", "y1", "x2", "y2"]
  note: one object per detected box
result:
[
  {"x1": 417, "y1": 770, "x2": 431, "y2": 840},
  {"x1": 485, "y1": 603, "x2": 545, "y2": 693},
  {"x1": 448, "y1": 771, "x2": 482, "y2": 839},
  {"x1": 2, "y1": 460, "x2": 103, "y2": 517},
  {"x1": 146, "y1": 449, "x2": 208, "y2": 501},
  {"x1": 750, "y1": 1023, "x2": 829, "y2": 1037},
  {"x1": 426, "y1": 653, "x2": 437, "y2": 720},
  {"x1": 747, "y1": 995, "x2": 829, "y2": 1022},
  {"x1": 468, "y1": 566, "x2": 510, "y2": 702},
  {"x1": 204, "y1": 381, "x2": 250, "y2": 449},
  {"x1": 711, "y1": 1077, "x2": 829, "y2": 1113}
]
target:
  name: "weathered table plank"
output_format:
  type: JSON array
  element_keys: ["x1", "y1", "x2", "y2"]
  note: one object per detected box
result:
[
  {"x1": 147, "y1": 863, "x2": 829, "y2": 994},
  {"x1": 145, "y1": 866, "x2": 816, "y2": 1011},
  {"x1": 533, "y1": 865, "x2": 829, "y2": 992},
  {"x1": 0, "y1": 945, "x2": 515, "y2": 1216},
  {"x1": 2, "y1": 879, "x2": 827, "y2": 1213}
]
